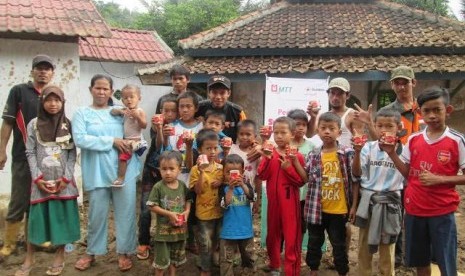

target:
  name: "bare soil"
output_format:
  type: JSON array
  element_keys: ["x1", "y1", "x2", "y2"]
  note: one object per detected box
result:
[{"x1": 1, "y1": 186, "x2": 464, "y2": 276}]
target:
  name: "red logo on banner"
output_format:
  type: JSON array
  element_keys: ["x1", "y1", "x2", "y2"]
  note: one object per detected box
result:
[{"x1": 271, "y1": 84, "x2": 278, "y2": 93}]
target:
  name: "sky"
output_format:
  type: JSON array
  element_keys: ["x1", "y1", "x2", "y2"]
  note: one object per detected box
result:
[{"x1": 101, "y1": 0, "x2": 463, "y2": 20}]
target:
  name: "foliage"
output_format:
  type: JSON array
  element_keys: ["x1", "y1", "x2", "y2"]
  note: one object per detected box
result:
[
  {"x1": 156, "y1": 0, "x2": 240, "y2": 53},
  {"x1": 94, "y1": 0, "x2": 268, "y2": 54},
  {"x1": 389, "y1": 0, "x2": 450, "y2": 16},
  {"x1": 462, "y1": 0, "x2": 465, "y2": 17},
  {"x1": 93, "y1": 1, "x2": 141, "y2": 28}
]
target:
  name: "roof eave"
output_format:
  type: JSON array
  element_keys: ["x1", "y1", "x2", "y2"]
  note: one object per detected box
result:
[{"x1": 183, "y1": 46, "x2": 465, "y2": 57}]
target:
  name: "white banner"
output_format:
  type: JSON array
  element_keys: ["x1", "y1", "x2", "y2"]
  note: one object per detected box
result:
[{"x1": 264, "y1": 76, "x2": 329, "y2": 125}]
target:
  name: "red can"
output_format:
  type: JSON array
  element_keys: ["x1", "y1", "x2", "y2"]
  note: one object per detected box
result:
[
  {"x1": 353, "y1": 134, "x2": 368, "y2": 146},
  {"x1": 287, "y1": 145, "x2": 298, "y2": 156},
  {"x1": 262, "y1": 125, "x2": 273, "y2": 136},
  {"x1": 229, "y1": 170, "x2": 241, "y2": 181},
  {"x1": 45, "y1": 180, "x2": 57, "y2": 192},
  {"x1": 221, "y1": 137, "x2": 233, "y2": 148},
  {"x1": 152, "y1": 114, "x2": 164, "y2": 125},
  {"x1": 182, "y1": 130, "x2": 193, "y2": 140},
  {"x1": 263, "y1": 140, "x2": 274, "y2": 155},
  {"x1": 176, "y1": 214, "x2": 185, "y2": 226},
  {"x1": 197, "y1": 154, "x2": 209, "y2": 169},
  {"x1": 382, "y1": 132, "x2": 397, "y2": 145},
  {"x1": 309, "y1": 100, "x2": 321, "y2": 112},
  {"x1": 166, "y1": 124, "x2": 175, "y2": 136}
]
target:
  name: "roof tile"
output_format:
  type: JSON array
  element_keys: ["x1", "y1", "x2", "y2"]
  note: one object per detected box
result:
[
  {"x1": 79, "y1": 28, "x2": 174, "y2": 64},
  {"x1": 0, "y1": 0, "x2": 111, "y2": 37},
  {"x1": 179, "y1": 1, "x2": 465, "y2": 51},
  {"x1": 139, "y1": 55, "x2": 465, "y2": 76}
]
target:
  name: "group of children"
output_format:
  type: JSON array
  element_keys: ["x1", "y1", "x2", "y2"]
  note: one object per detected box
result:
[{"x1": 15, "y1": 69, "x2": 464, "y2": 276}]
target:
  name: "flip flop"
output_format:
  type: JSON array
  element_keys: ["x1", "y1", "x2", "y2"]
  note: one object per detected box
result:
[
  {"x1": 74, "y1": 256, "x2": 95, "y2": 271},
  {"x1": 118, "y1": 256, "x2": 133, "y2": 272},
  {"x1": 14, "y1": 264, "x2": 33, "y2": 276},
  {"x1": 46, "y1": 263, "x2": 65, "y2": 275}
]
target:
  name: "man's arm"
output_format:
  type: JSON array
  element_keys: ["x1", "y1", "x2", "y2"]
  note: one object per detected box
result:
[
  {"x1": 353, "y1": 104, "x2": 377, "y2": 140},
  {"x1": 306, "y1": 101, "x2": 320, "y2": 138},
  {"x1": 0, "y1": 120, "x2": 13, "y2": 170}
]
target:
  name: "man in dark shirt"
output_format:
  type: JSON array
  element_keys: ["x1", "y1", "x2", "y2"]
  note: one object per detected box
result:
[
  {"x1": 196, "y1": 75, "x2": 246, "y2": 142},
  {"x1": 155, "y1": 64, "x2": 202, "y2": 113},
  {"x1": 0, "y1": 55, "x2": 55, "y2": 257}
]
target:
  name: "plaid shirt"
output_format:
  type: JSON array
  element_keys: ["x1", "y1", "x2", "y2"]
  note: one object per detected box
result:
[{"x1": 303, "y1": 144, "x2": 356, "y2": 225}]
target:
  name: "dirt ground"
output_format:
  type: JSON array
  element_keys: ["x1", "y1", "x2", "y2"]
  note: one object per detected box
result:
[{"x1": 1, "y1": 185, "x2": 465, "y2": 276}]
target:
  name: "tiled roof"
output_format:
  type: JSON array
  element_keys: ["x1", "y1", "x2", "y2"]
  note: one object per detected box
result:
[
  {"x1": 179, "y1": 1, "x2": 465, "y2": 52},
  {"x1": 138, "y1": 54, "x2": 465, "y2": 76},
  {"x1": 0, "y1": 0, "x2": 111, "y2": 38},
  {"x1": 139, "y1": 0, "x2": 465, "y2": 82},
  {"x1": 79, "y1": 28, "x2": 174, "y2": 64}
]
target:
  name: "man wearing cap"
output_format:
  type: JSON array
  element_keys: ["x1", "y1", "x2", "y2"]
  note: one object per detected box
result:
[
  {"x1": 0, "y1": 55, "x2": 55, "y2": 258},
  {"x1": 379, "y1": 65, "x2": 421, "y2": 144},
  {"x1": 353, "y1": 65, "x2": 422, "y2": 267},
  {"x1": 376, "y1": 65, "x2": 421, "y2": 267},
  {"x1": 196, "y1": 75, "x2": 246, "y2": 142},
  {"x1": 307, "y1": 77, "x2": 365, "y2": 146}
]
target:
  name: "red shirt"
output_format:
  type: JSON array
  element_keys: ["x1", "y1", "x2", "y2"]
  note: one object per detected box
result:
[{"x1": 401, "y1": 127, "x2": 465, "y2": 216}]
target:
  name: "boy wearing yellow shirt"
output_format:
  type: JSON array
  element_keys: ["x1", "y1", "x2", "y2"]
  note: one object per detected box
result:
[
  {"x1": 303, "y1": 112, "x2": 359, "y2": 276},
  {"x1": 189, "y1": 129, "x2": 224, "y2": 276}
]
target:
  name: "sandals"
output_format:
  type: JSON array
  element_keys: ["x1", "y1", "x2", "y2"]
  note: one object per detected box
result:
[
  {"x1": 136, "y1": 245, "x2": 150, "y2": 260},
  {"x1": 118, "y1": 256, "x2": 133, "y2": 272},
  {"x1": 14, "y1": 264, "x2": 33, "y2": 276},
  {"x1": 74, "y1": 256, "x2": 95, "y2": 271},
  {"x1": 46, "y1": 263, "x2": 65, "y2": 276}
]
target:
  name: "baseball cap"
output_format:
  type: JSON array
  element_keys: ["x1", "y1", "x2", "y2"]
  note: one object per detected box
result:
[
  {"x1": 207, "y1": 75, "x2": 231, "y2": 90},
  {"x1": 32, "y1": 55, "x2": 55, "y2": 69},
  {"x1": 390, "y1": 65, "x2": 415, "y2": 81},
  {"x1": 327, "y1": 77, "x2": 350, "y2": 93}
]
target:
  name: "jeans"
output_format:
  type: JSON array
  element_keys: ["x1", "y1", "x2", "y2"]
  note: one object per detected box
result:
[{"x1": 307, "y1": 213, "x2": 349, "y2": 275}]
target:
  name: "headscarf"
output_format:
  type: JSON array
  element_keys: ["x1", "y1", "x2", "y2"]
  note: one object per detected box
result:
[{"x1": 36, "y1": 85, "x2": 72, "y2": 146}]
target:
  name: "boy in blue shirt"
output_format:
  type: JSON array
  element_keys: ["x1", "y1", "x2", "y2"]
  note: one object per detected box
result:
[
  {"x1": 219, "y1": 154, "x2": 255, "y2": 275},
  {"x1": 352, "y1": 109, "x2": 404, "y2": 276}
]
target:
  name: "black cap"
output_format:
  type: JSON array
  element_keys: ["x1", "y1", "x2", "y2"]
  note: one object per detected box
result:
[
  {"x1": 32, "y1": 55, "x2": 55, "y2": 69},
  {"x1": 207, "y1": 75, "x2": 231, "y2": 89}
]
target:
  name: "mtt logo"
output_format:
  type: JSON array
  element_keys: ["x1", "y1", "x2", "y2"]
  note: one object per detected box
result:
[{"x1": 271, "y1": 84, "x2": 292, "y2": 94}]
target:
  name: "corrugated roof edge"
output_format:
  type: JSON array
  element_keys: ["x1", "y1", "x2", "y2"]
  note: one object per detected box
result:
[{"x1": 178, "y1": 2, "x2": 288, "y2": 50}]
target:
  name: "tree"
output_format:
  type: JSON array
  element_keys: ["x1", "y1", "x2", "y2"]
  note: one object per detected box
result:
[
  {"x1": 135, "y1": 0, "x2": 242, "y2": 54},
  {"x1": 389, "y1": 0, "x2": 450, "y2": 16},
  {"x1": 94, "y1": 0, "x2": 269, "y2": 54},
  {"x1": 93, "y1": 1, "x2": 141, "y2": 28},
  {"x1": 462, "y1": 0, "x2": 465, "y2": 18}
]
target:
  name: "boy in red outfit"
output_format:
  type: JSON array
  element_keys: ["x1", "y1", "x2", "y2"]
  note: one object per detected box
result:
[{"x1": 257, "y1": 116, "x2": 307, "y2": 276}]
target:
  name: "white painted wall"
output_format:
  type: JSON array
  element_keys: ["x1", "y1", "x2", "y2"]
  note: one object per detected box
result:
[{"x1": 0, "y1": 38, "x2": 80, "y2": 195}]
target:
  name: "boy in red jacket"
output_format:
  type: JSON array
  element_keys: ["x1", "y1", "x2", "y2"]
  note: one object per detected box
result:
[{"x1": 258, "y1": 116, "x2": 307, "y2": 276}]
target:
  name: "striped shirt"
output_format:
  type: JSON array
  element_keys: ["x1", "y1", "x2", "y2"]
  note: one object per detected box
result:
[{"x1": 360, "y1": 141, "x2": 404, "y2": 192}]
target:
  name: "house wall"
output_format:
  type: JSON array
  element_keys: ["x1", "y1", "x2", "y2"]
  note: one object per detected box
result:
[
  {"x1": 0, "y1": 38, "x2": 80, "y2": 195},
  {"x1": 80, "y1": 61, "x2": 172, "y2": 149}
]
